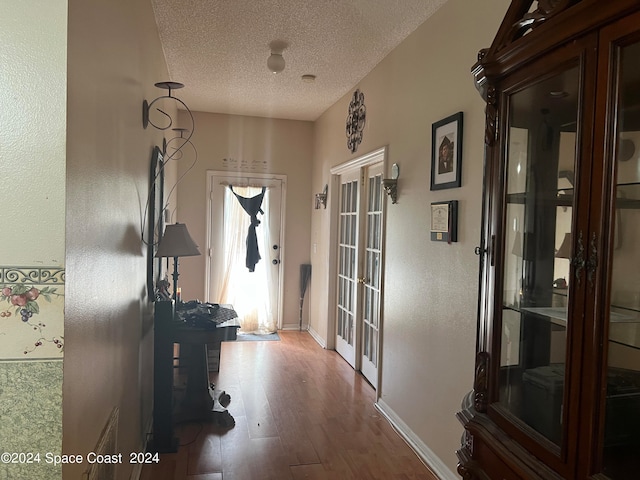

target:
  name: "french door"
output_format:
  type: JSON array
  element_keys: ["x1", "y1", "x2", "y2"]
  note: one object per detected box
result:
[
  {"x1": 336, "y1": 168, "x2": 360, "y2": 367},
  {"x1": 360, "y1": 163, "x2": 384, "y2": 386},
  {"x1": 334, "y1": 157, "x2": 385, "y2": 388}
]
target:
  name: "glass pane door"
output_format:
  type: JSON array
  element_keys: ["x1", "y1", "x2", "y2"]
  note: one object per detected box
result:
[
  {"x1": 335, "y1": 170, "x2": 359, "y2": 368},
  {"x1": 360, "y1": 164, "x2": 383, "y2": 388},
  {"x1": 602, "y1": 38, "x2": 640, "y2": 480},
  {"x1": 499, "y1": 66, "x2": 580, "y2": 446}
]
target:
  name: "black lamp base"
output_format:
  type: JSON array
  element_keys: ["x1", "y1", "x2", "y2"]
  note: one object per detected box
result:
[{"x1": 171, "y1": 256, "x2": 180, "y2": 302}]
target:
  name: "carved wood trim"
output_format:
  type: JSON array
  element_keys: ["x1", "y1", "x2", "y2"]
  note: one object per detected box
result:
[
  {"x1": 497, "y1": 1, "x2": 582, "y2": 51},
  {"x1": 463, "y1": 429, "x2": 474, "y2": 454},
  {"x1": 473, "y1": 352, "x2": 490, "y2": 412},
  {"x1": 476, "y1": 0, "x2": 636, "y2": 89},
  {"x1": 456, "y1": 441, "x2": 478, "y2": 480},
  {"x1": 513, "y1": 0, "x2": 576, "y2": 36},
  {"x1": 484, "y1": 85, "x2": 498, "y2": 146},
  {"x1": 477, "y1": 48, "x2": 489, "y2": 63},
  {"x1": 457, "y1": 452, "x2": 490, "y2": 480},
  {"x1": 462, "y1": 413, "x2": 566, "y2": 480},
  {"x1": 457, "y1": 463, "x2": 478, "y2": 480},
  {"x1": 489, "y1": 0, "x2": 534, "y2": 53}
]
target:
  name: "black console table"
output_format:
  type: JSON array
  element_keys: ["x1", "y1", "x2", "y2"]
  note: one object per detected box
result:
[{"x1": 148, "y1": 300, "x2": 240, "y2": 453}]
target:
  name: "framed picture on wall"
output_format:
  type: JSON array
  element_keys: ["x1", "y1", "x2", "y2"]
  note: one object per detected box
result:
[
  {"x1": 430, "y1": 200, "x2": 458, "y2": 243},
  {"x1": 430, "y1": 112, "x2": 463, "y2": 190},
  {"x1": 147, "y1": 145, "x2": 165, "y2": 300}
]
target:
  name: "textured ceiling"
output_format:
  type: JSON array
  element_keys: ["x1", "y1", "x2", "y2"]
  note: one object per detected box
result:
[{"x1": 151, "y1": 0, "x2": 448, "y2": 121}]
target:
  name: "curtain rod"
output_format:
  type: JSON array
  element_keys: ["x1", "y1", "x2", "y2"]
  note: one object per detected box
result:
[{"x1": 219, "y1": 181, "x2": 274, "y2": 189}]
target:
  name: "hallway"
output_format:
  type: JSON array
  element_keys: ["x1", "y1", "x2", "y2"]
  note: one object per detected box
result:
[{"x1": 141, "y1": 330, "x2": 437, "y2": 480}]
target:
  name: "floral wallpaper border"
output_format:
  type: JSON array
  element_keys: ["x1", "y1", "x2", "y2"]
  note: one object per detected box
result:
[{"x1": 0, "y1": 266, "x2": 64, "y2": 360}]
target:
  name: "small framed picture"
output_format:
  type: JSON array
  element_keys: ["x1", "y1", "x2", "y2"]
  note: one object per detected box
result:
[
  {"x1": 431, "y1": 112, "x2": 463, "y2": 190},
  {"x1": 430, "y1": 200, "x2": 458, "y2": 243}
]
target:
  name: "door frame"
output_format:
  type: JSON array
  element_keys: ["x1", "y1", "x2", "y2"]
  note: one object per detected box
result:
[
  {"x1": 204, "y1": 170, "x2": 287, "y2": 329},
  {"x1": 329, "y1": 146, "x2": 388, "y2": 392}
]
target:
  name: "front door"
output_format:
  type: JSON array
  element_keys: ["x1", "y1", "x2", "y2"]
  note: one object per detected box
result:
[{"x1": 206, "y1": 172, "x2": 285, "y2": 332}]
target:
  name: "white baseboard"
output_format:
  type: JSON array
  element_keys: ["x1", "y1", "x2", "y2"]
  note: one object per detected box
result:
[
  {"x1": 306, "y1": 325, "x2": 327, "y2": 349},
  {"x1": 280, "y1": 324, "x2": 306, "y2": 331},
  {"x1": 375, "y1": 399, "x2": 458, "y2": 480},
  {"x1": 279, "y1": 324, "x2": 328, "y2": 350}
]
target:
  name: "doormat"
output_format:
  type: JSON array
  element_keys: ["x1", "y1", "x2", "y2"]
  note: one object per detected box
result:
[{"x1": 236, "y1": 332, "x2": 280, "y2": 342}]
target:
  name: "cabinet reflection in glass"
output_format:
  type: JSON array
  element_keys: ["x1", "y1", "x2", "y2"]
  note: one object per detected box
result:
[{"x1": 499, "y1": 66, "x2": 580, "y2": 446}]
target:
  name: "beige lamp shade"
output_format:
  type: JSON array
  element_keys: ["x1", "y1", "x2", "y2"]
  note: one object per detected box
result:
[
  {"x1": 512, "y1": 231, "x2": 536, "y2": 260},
  {"x1": 155, "y1": 223, "x2": 201, "y2": 258},
  {"x1": 555, "y1": 233, "x2": 572, "y2": 259},
  {"x1": 511, "y1": 231, "x2": 523, "y2": 257}
]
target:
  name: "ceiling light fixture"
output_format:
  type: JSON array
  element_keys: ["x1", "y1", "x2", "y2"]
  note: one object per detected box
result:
[
  {"x1": 267, "y1": 40, "x2": 288, "y2": 74},
  {"x1": 302, "y1": 74, "x2": 316, "y2": 83},
  {"x1": 267, "y1": 53, "x2": 285, "y2": 74}
]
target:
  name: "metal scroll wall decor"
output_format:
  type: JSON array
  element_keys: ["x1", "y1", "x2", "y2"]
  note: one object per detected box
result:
[{"x1": 346, "y1": 89, "x2": 366, "y2": 153}]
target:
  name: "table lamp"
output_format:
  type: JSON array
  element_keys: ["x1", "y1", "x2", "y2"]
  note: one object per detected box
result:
[{"x1": 155, "y1": 223, "x2": 201, "y2": 301}]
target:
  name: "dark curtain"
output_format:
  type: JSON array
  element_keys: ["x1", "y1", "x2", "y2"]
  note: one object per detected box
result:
[{"x1": 230, "y1": 186, "x2": 266, "y2": 272}]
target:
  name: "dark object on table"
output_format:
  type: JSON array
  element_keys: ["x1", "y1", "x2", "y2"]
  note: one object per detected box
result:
[
  {"x1": 553, "y1": 277, "x2": 567, "y2": 289},
  {"x1": 155, "y1": 278, "x2": 171, "y2": 301},
  {"x1": 176, "y1": 300, "x2": 239, "y2": 329}
]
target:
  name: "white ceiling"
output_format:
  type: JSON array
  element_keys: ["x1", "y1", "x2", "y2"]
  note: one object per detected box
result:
[{"x1": 151, "y1": 0, "x2": 448, "y2": 121}]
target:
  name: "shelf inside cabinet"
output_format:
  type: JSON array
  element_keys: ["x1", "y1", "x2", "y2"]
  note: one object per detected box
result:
[
  {"x1": 506, "y1": 190, "x2": 573, "y2": 207},
  {"x1": 506, "y1": 183, "x2": 640, "y2": 208},
  {"x1": 616, "y1": 182, "x2": 640, "y2": 208},
  {"x1": 503, "y1": 305, "x2": 640, "y2": 350},
  {"x1": 610, "y1": 305, "x2": 640, "y2": 351},
  {"x1": 520, "y1": 306, "x2": 638, "y2": 324}
]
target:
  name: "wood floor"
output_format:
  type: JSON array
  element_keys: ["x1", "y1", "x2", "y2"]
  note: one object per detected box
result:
[{"x1": 140, "y1": 330, "x2": 438, "y2": 480}]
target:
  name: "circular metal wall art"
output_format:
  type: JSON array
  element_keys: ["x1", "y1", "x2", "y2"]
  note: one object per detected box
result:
[{"x1": 346, "y1": 89, "x2": 366, "y2": 153}]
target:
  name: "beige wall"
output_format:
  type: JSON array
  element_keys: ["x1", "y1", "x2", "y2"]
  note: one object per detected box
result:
[
  {"x1": 310, "y1": 0, "x2": 510, "y2": 475},
  {"x1": 0, "y1": 0, "x2": 67, "y2": 265},
  {"x1": 65, "y1": 0, "x2": 171, "y2": 478},
  {"x1": 0, "y1": 1, "x2": 67, "y2": 478},
  {"x1": 176, "y1": 111, "x2": 313, "y2": 329}
]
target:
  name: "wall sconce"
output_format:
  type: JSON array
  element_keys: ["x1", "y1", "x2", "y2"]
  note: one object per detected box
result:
[
  {"x1": 141, "y1": 82, "x2": 198, "y2": 265},
  {"x1": 315, "y1": 184, "x2": 328, "y2": 209},
  {"x1": 381, "y1": 163, "x2": 400, "y2": 204},
  {"x1": 143, "y1": 81, "x2": 187, "y2": 130},
  {"x1": 162, "y1": 127, "x2": 199, "y2": 214},
  {"x1": 142, "y1": 81, "x2": 195, "y2": 162},
  {"x1": 142, "y1": 81, "x2": 197, "y2": 210}
]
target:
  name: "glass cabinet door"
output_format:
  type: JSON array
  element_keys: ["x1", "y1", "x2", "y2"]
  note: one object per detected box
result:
[
  {"x1": 498, "y1": 65, "x2": 581, "y2": 446},
  {"x1": 601, "y1": 36, "x2": 640, "y2": 480}
]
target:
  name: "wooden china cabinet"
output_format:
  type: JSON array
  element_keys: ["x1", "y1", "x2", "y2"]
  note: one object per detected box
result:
[{"x1": 457, "y1": 1, "x2": 640, "y2": 479}]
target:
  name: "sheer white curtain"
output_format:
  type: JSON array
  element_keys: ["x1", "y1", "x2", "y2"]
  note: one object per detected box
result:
[{"x1": 216, "y1": 186, "x2": 276, "y2": 334}]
